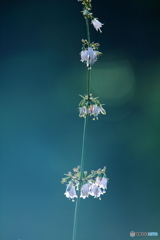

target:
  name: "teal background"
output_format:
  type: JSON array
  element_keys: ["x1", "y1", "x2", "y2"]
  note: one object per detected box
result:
[{"x1": 0, "y1": 0, "x2": 160, "y2": 239}]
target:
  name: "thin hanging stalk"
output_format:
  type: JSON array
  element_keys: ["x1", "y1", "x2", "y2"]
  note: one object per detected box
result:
[
  {"x1": 61, "y1": 2, "x2": 108, "y2": 240},
  {"x1": 86, "y1": 18, "x2": 91, "y2": 45},
  {"x1": 87, "y1": 68, "x2": 91, "y2": 98},
  {"x1": 72, "y1": 117, "x2": 87, "y2": 240},
  {"x1": 86, "y1": 17, "x2": 91, "y2": 98},
  {"x1": 72, "y1": 16, "x2": 91, "y2": 240}
]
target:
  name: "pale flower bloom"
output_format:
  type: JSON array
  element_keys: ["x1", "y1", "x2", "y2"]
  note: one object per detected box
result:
[
  {"x1": 80, "y1": 50, "x2": 88, "y2": 62},
  {"x1": 89, "y1": 184, "x2": 103, "y2": 198},
  {"x1": 79, "y1": 104, "x2": 106, "y2": 119},
  {"x1": 91, "y1": 18, "x2": 104, "y2": 32},
  {"x1": 79, "y1": 106, "x2": 87, "y2": 118},
  {"x1": 92, "y1": 105, "x2": 106, "y2": 120},
  {"x1": 95, "y1": 176, "x2": 101, "y2": 186},
  {"x1": 87, "y1": 105, "x2": 94, "y2": 115},
  {"x1": 99, "y1": 177, "x2": 108, "y2": 190},
  {"x1": 80, "y1": 182, "x2": 91, "y2": 199},
  {"x1": 64, "y1": 182, "x2": 77, "y2": 199},
  {"x1": 80, "y1": 47, "x2": 99, "y2": 67}
]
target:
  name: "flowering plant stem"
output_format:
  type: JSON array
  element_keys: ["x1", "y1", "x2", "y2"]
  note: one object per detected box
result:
[
  {"x1": 72, "y1": 117, "x2": 87, "y2": 240},
  {"x1": 86, "y1": 18, "x2": 91, "y2": 45},
  {"x1": 87, "y1": 69, "x2": 91, "y2": 97},
  {"x1": 86, "y1": 18, "x2": 91, "y2": 97},
  {"x1": 72, "y1": 17, "x2": 91, "y2": 240},
  {"x1": 61, "y1": 2, "x2": 107, "y2": 239}
]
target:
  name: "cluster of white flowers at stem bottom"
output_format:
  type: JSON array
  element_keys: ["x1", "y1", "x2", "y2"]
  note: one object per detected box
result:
[
  {"x1": 64, "y1": 176, "x2": 108, "y2": 201},
  {"x1": 62, "y1": 166, "x2": 108, "y2": 201}
]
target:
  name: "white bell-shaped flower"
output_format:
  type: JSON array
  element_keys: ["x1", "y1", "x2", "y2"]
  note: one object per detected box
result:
[
  {"x1": 92, "y1": 105, "x2": 106, "y2": 120},
  {"x1": 89, "y1": 184, "x2": 103, "y2": 198},
  {"x1": 91, "y1": 18, "x2": 104, "y2": 32},
  {"x1": 99, "y1": 177, "x2": 108, "y2": 190},
  {"x1": 79, "y1": 106, "x2": 87, "y2": 118},
  {"x1": 64, "y1": 182, "x2": 77, "y2": 199},
  {"x1": 80, "y1": 50, "x2": 88, "y2": 62},
  {"x1": 80, "y1": 47, "x2": 99, "y2": 67},
  {"x1": 89, "y1": 50, "x2": 99, "y2": 66},
  {"x1": 80, "y1": 182, "x2": 91, "y2": 199},
  {"x1": 87, "y1": 105, "x2": 94, "y2": 115},
  {"x1": 95, "y1": 176, "x2": 101, "y2": 186}
]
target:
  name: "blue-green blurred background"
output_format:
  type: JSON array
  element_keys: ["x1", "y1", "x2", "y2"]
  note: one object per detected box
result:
[{"x1": 0, "y1": 0, "x2": 160, "y2": 239}]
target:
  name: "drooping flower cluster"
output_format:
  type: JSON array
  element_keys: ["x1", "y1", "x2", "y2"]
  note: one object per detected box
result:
[
  {"x1": 80, "y1": 39, "x2": 102, "y2": 68},
  {"x1": 80, "y1": 39, "x2": 102, "y2": 69},
  {"x1": 62, "y1": 166, "x2": 109, "y2": 201},
  {"x1": 78, "y1": 0, "x2": 104, "y2": 68},
  {"x1": 78, "y1": 0, "x2": 104, "y2": 33},
  {"x1": 80, "y1": 47, "x2": 100, "y2": 67},
  {"x1": 79, "y1": 94, "x2": 106, "y2": 120}
]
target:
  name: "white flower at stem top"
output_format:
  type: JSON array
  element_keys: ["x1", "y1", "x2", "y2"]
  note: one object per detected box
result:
[
  {"x1": 91, "y1": 18, "x2": 104, "y2": 32},
  {"x1": 80, "y1": 47, "x2": 100, "y2": 67}
]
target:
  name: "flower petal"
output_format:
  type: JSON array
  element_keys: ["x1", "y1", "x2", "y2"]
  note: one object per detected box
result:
[{"x1": 91, "y1": 18, "x2": 104, "y2": 32}]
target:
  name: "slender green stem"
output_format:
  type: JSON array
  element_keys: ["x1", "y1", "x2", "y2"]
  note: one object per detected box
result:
[
  {"x1": 72, "y1": 14, "x2": 91, "y2": 240},
  {"x1": 85, "y1": 17, "x2": 91, "y2": 98},
  {"x1": 72, "y1": 117, "x2": 88, "y2": 240},
  {"x1": 79, "y1": 116, "x2": 88, "y2": 178},
  {"x1": 87, "y1": 68, "x2": 91, "y2": 98},
  {"x1": 72, "y1": 195, "x2": 80, "y2": 240},
  {"x1": 85, "y1": 18, "x2": 91, "y2": 45}
]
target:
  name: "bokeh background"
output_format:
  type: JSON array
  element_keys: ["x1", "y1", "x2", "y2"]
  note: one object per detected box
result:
[{"x1": 0, "y1": 0, "x2": 160, "y2": 239}]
